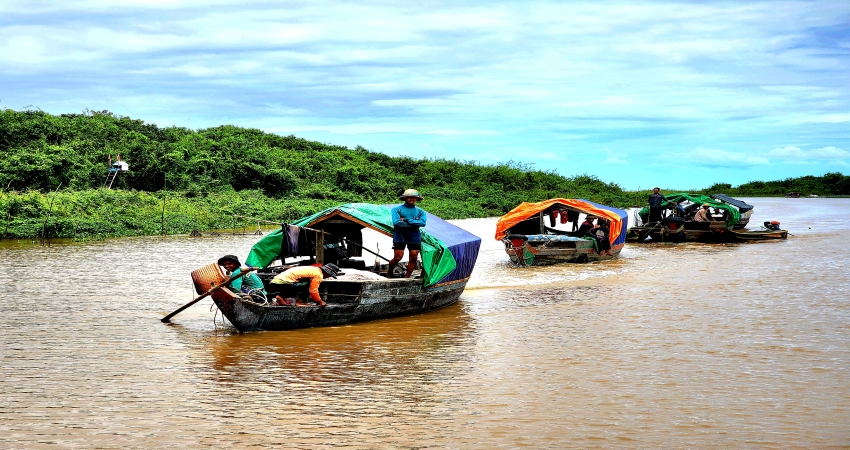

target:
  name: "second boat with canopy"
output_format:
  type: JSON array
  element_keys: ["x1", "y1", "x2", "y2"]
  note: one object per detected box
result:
[{"x1": 495, "y1": 198, "x2": 628, "y2": 266}]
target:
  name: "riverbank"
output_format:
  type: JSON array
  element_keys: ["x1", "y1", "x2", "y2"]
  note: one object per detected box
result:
[
  {"x1": 1, "y1": 188, "x2": 840, "y2": 240},
  {"x1": 1, "y1": 187, "x2": 641, "y2": 240}
]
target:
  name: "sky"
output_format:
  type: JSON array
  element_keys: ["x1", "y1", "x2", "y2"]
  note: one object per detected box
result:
[{"x1": 1, "y1": 1, "x2": 849, "y2": 190}]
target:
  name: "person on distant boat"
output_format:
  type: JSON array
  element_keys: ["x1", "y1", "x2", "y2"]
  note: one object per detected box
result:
[
  {"x1": 268, "y1": 263, "x2": 341, "y2": 307},
  {"x1": 693, "y1": 203, "x2": 712, "y2": 222},
  {"x1": 578, "y1": 216, "x2": 613, "y2": 256},
  {"x1": 218, "y1": 255, "x2": 267, "y2": 300},
  {"x1": 647, "y1": 187, "x2": 667, "y2": 223},
  {"x1": 388, "y1": 189, "x2": 427, "y2": 278}
]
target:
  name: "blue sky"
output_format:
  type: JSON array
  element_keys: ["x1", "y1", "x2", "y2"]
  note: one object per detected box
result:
[{"x1": 2, "y1": 1, "x2": 848, "y2": 189}]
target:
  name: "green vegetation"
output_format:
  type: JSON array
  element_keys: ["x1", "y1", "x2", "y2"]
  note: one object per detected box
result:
[
  {"x1": 2, "y1": 109, "x2": 847, "y2": 239},
  {"x1": 1, "y1": 109, "x2": 633, "y2": 239},
  {"x1": 700, "y1": 174, "x2": 850, "y2": 197}
]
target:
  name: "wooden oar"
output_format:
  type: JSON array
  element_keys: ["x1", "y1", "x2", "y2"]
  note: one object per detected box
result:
[{"x1": 161, "y1": 267, "x2": 258, "y2": 323}]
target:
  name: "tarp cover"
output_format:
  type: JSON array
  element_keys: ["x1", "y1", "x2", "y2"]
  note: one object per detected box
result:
[
  {"x1": 495, "y1": 198, "x2": 628, "y2": 246},
  {"x1": 639, "y1": 193, "x2": 741, "y2": 227},
  {"x1": 710, "y1": 193, "x2": 754, "y2": 212},
  {"x1": 246, "y1": 203, "x2": 480, "y2": 287}
]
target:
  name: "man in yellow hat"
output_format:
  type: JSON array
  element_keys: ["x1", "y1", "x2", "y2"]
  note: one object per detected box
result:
[
  {"x1": 388, "y1": 189, "x2": 427, "y2": 278},
  {"x1": 693, "y1": 203, "x2": 713, "y2": 222}
]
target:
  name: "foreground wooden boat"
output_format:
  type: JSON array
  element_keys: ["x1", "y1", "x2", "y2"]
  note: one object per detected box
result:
[
  {"x1": 190, "y1": 203, "x2": 481, "y2": 332},
  {"x1": 495, "y1": 198, "x2": 628, "y2": 266}
]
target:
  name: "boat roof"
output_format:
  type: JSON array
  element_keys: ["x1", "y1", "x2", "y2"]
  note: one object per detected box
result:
[
  {"x1": 495, "y1": 198, "x2": 628, "y2": 246},
  {"x1": 710, "y1": 193, "x2": 754, "y2": 212},
  {"x1": 245, "y1": 203, "x2": 480, "y2": 287},
  {"x1": 652, "y1": 193, "x2": 741, "y2": 226}
]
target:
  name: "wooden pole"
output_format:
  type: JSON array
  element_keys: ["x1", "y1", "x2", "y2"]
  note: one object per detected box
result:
[
  {"x1": 41, "y1": 183, "x2": 62, "y2": 246},
  {"x1": 161, "y1": 267, "x2": 257, "y2": 323},
  {"x1": 231, "y1": 214, "x2": 392, "y2": 262},
  {"x1": 316, "y1": 230, "x2": 325, "y2": 264},
  {"x1": 161, "y1": 175, "x2": 167, "y2": 236}
]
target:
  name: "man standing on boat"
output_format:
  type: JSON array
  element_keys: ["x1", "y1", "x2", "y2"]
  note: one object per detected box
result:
[
  {"x1": 388, "y1": 189, "x2": 427, "y2": 278},
  {"x1": 647, "y1": 187, "x2": 667, "y2": 223}
]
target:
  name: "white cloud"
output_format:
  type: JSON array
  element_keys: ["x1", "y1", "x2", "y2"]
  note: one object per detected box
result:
[
  {"x1": 425, "y1": 129, "x2": 502, "y2": 136},
  {"x1": 2, "y1": 0, "x2": 849, "y2": 189},
  {"x1": 768, "y1": 145, "x2": 849, "y2": 162},
  {"x1": 684, "y1": 147, "x2": 770, "y2": 168},
  {"x1": 539, "y1": 152, "x2": 566, "y2": 161},
  {"x1": 373, "y1": 99, "x2": 447, "y2": 107},
  {"x1": 604, "y1": 157, "x2": 628, "y2": 165}
]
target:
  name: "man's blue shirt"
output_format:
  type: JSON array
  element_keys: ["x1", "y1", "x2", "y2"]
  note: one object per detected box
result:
[
  {"x1": 391, "y1": 203, "x2": 427, "y2": 243},
  {"x1": 648, "y1": 193, "x2": 667, "y2": 208}
]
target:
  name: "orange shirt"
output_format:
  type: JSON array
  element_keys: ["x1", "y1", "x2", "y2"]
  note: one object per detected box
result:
[{"x1": 270, "y1": 266, "x2": 324, "y2": 302}]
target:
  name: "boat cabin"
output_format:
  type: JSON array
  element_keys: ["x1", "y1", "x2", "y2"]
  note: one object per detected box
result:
[{"x1": 496, "y1": 198, "x2": 628, "y2": 265}]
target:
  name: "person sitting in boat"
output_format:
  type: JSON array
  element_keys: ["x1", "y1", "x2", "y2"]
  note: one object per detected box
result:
[
  {"x1": 268, "y1": 263, "x2": 341, "y2": 307},
  {"x1": 693, "y1": 203, "x2": 712, "y2": 222},
  {"x1": 218, "y1": 255, "x2": 267, "y2": 301},
  {"x1": 647, "y1": 187, "x2": 668, "y2": 223},
  {"x1": 578, "y1": 216, "x2": 613, "y2": 256},
  {"x1": 388, "y1": 189, "x2": 427, "y2": 278}
]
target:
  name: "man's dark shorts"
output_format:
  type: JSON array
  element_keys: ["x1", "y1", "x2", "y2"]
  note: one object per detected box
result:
[{"x1": 393, "y1": 242, "x2": 421, "y2": 251}]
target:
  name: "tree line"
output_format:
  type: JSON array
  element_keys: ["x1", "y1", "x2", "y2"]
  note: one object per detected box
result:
[{"x1": 1, "y1": 108, "x2": 847, "y2": 239}]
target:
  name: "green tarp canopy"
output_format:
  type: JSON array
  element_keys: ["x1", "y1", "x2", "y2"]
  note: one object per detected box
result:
[
  {"x1": 245, "y1": 203, "x2": 457, "y2": 287},
  {"x1": 640, "y1": 193, "x2": 741, "y2": 227}
]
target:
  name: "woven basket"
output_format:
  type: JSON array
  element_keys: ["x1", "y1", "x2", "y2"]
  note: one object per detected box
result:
[{"x1": 190, "y1": 263, "x2": 227, "y2": 295}]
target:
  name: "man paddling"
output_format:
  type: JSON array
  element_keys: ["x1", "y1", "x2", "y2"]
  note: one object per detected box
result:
[
  {"x1": 218, "y1": 255, "x2": 266, "y2": 300},
  {"x1": 387, "y1": 189, "x2": 427, "y2": 278}
]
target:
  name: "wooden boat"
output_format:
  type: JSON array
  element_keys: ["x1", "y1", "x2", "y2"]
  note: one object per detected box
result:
[
  {"x1": 730, "y1": 229, "x2": 788, "y2": 241},
  {"x1": 495, "y1": 198, "x2": 628, "y2": 266},
  {"x1": 709, "y1": 193, "x2": 754, "y2": 229},
  {"x1": 190, "y1": 203, "x2": 481, "y2": 332},
  {"x1": 628, "y1": 209, "x2": 788, "y2": 244},
  {"x1": 628, "y1": 193, "x2": 762, "y2": 243}
]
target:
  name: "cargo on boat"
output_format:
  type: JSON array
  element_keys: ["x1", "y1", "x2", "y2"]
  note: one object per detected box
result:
[
  {"x1": 189, "y1": 203, "x2": 481, "y2": 332},
  {"x1": 495, "y1": 198, "x2": 628, "y2": 266},
  {"x1": 627, "y1": 194, "x2": 786, "y2": 243}
]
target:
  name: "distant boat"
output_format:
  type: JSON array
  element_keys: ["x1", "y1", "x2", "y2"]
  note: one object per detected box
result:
[
  {"x1": 495, "y1": 198, "x2": 628, "y2": 266},
  {"x1": 628, "y1": 194, "x2": 786, "y2": 243},
  {"x1": 190, "y1": 203, "x2": 481, "y2": 332}
]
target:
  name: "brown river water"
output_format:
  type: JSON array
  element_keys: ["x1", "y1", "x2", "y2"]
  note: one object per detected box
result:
[{"x1": 1, "y1": 198, "x2": 848, "y2": 448}]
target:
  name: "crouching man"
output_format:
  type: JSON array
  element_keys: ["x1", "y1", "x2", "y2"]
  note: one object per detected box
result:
[{"x1": 268, "y1": 263, "x2": 341, "y2": 307}]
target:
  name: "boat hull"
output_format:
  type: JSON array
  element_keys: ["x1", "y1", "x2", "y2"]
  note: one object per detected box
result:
[
  {"x1": 503, "y1": 239, "x2": 623, "y2": 266},
  {"x1": 209, "y1": 278, "x2": 468, "y2": 332},
  {"x1": 729, "y1": 229, "x2": 788, "y2": 241},
  {"x1": 628, "y1": 223, "x2": 788, "y2": 243}
]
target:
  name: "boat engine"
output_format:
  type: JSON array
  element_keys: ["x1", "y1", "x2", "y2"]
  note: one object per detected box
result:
[{"x1": 764, "y1": 221, "x2": 781, "y2": 230}]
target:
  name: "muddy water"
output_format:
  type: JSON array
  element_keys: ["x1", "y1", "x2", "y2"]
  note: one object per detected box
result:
[{"x1": 1, "y1": 198, "x2": 848, "y2": 448}]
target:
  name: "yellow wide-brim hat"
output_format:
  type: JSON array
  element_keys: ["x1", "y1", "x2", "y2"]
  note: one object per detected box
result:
[{"x1": 398, "y1": 189, "x2": 424, "y2": 200}]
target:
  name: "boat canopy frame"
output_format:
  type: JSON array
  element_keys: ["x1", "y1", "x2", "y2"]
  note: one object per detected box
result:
[
  {"x1": 245, "y1": 203, "x2": 480, "y2": 288},
  {"x1": 495, "y1": 198, "x2": 628, "y2": 246}
]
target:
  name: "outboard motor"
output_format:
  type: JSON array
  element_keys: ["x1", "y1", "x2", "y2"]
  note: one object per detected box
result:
[{"x1": 764, "y1": 221, "x2": 781, "y2": 230}]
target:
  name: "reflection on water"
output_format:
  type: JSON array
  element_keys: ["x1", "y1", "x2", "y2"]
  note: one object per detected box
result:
[{"x1": 1, "y1": 198, "x2": 849, "y2": 447}]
